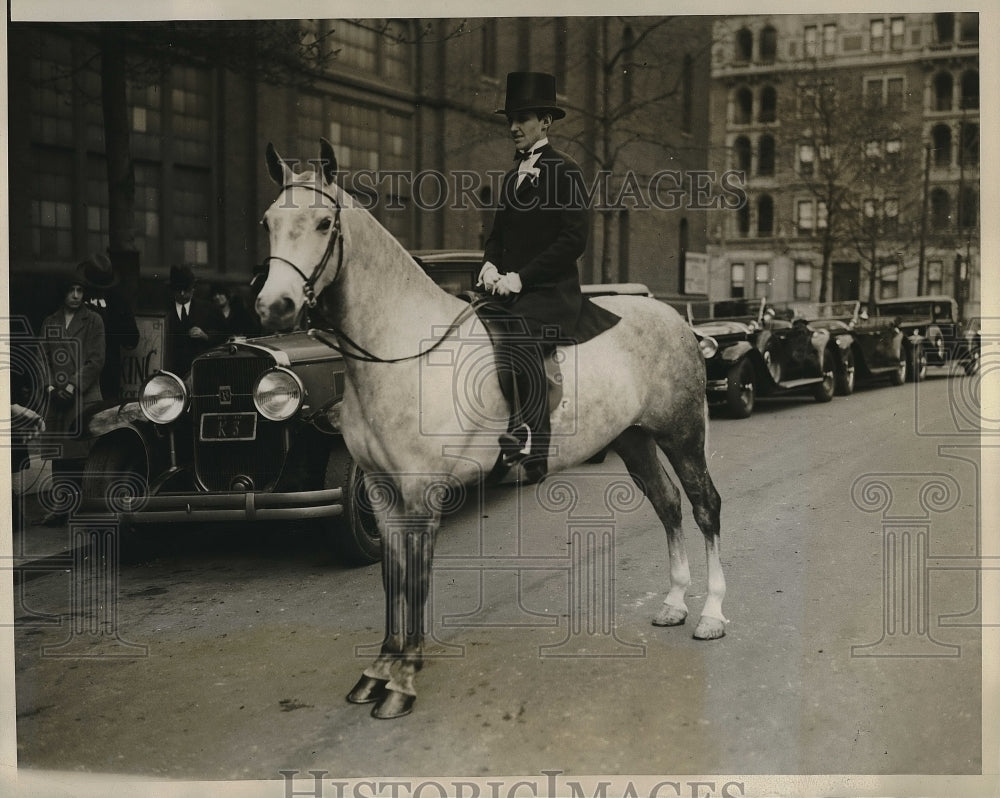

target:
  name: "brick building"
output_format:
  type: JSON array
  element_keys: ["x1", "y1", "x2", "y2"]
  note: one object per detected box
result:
[
  {"x1": 6, "y1": 17, "x2": 713, "y2": 331},
  {"x1": 707, "y1": 12, "x2": 980, "y2": 317}
]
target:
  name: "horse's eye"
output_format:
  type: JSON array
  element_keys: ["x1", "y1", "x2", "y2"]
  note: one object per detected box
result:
[
  {"x1": 260, "y1": 217, "x2": 270, "y2": 232},
  {"x1": 317, "y1": 217, "x2": 333, "y2": 232}
]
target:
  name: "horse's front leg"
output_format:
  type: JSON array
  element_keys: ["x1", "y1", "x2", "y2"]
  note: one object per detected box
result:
[{"x1": 370, "y1": 516, "x2": 438, "y2": 719}]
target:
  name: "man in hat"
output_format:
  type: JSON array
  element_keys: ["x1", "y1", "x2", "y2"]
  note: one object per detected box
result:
[
  {"x1": 479, "y1": 71, "x2": 589, "y2": 480},
  {"x1": 77, "y1": 253, "x2": 139, "y2": 404},
  {"x1": 163, "y1": 265, "x2": 223, "y2": 376}
]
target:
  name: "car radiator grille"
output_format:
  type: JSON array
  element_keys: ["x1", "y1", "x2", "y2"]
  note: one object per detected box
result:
[{"x1": 190, "y1": 354, "x2": 287, "y2": 491}]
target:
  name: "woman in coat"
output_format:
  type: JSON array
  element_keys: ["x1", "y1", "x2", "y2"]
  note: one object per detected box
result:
[{"x1": 39, "y1": 272, "x2": 106, "y2": 525}]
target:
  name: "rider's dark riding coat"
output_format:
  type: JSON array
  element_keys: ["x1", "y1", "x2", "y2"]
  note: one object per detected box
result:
[{"x1": 484, "y1": 143, "x2": 589, "y2": 340}]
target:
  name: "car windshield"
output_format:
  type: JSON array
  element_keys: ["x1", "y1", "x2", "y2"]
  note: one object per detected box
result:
[
  {"x1": 877, "y1": 301, "x2": 953, "y2": 321},
  {"x1": 688, "y1": 298, "x2": 760, "y2": 324}
]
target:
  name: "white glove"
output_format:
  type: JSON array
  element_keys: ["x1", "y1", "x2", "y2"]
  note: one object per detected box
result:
[
  {"x1": 491, "y1": 272, "x2": 522, "y2": 297},
  {"x1": 477, "y1": 262, "x2": 500, "y2": 289}
]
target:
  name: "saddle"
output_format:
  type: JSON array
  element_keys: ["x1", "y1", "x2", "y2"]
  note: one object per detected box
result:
[{"x1": 460, "y1": 291, "x2": 622, "y2": 422}]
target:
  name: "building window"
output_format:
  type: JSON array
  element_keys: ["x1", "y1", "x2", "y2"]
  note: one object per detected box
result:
[
  {"x1": 886, "y1": 78, "x2": 904, "y2": 111},
  {"x1": 798, "y1": 143, "x2": 815, "y2": 176},
  {"x1": 823, "y1": 24, "x2": 837, "y2": 56},
  {"x1": 804, "y1": 25, "x2": 817, "y2": 58},
  {"x1": 760, "y1": 26, "x2": 777, "y2": 63},
  {"x1": 733, "y1": 135, "x2": 752, "y2": 172},
  {"x1": 797, "y1": 200, "x2": 814, "y2": 234},
  {"x1": 865, "y1": 139, "x2": 882, "y2": 160},
  {"x1": 757, "y1": 195, "x2": 774, "y2": 236},
  {"x1": 958, "y1": 187, "x2": 977, "y2": 229},
  {"x1": 795, "y1": 263, "x2": 813, "y2": 299},
  {"x1": 865, "y1": 79, "x2": 882, "y2": 109},
  {"x1": 735, "y1": 28, "x2": 753, "y2": 62},
  {"x1": 960, "y1": 122, "x2": 979, "y2": 166},
  {"x1": 731, "y1": 263, "x2": 746, "y2": 297},
  {"x1": 736, "y1": 203, "x2": 751, "y2": 238},
  {"x1": 932, "y1": 124, "x2": 952, "y2": 167},
  {"x1": 29, "y1": 148, "x2": 74, "y2": 260},
  {"x1": 930, "y1": 188, "x2": 950, "y2": 230},
  {"x1": 880, "y1": 261, "x2": 899, "y2": 299},
  {"x1": 482, "y1": 20, "x2": 498, "y2": 77},
  {"x1": 884, "y1": 197, "x2": 899, "y2": 234},
  {"x1": 885, "y1": 138, "x2": 901, "y2": 162},
  {"x1": 870, "y1": 19, "x2": 885, "y2": 51},
  {"x1": 681, "y1": 54, "x2": 694, "y2": 133},
  {"x1": 959, "y1": 13, "x2": 978, "y2": 43},
  {"x1": 758, "y1": 135, "x2": 775, "y2": 176},
  {"x1": 927, "y1": 260, "x2": 943, "y2": 294},
  {"x1": 734, "y1": 87, "x2": 753, "y2": 124},
  {"x1": 934, "y1": 71, "x2": 953, "y2": 111},
  {"x1": 754, "y1": 263, "x2": 771, "y2": 297},
  {"x1": 960, "y1": 70, "x2": 979, "y2": 109},
  {"x1": 889, "y1": 17, "x2": 905, "y2": 50},
  {"x1": 935, "y1": 13, "x2": 955, "y2": 44},
  {"x1": 759, "y1": 85, "x2": 777, "y2": 123}
]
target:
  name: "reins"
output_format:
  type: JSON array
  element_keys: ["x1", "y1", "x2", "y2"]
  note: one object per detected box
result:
[{"x1": 263, "y1": 180, "x2": 497, "y2": 365}]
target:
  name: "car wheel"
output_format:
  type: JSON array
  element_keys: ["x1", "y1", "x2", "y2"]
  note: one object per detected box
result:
[
  {"x1": 726, "y1": 359, "x2": 755, "y2": 419},
  {"x1": 763, "y1": 349, "x2": 782, "y2": 384},
  {"x1": 889, "y1": 356, "x2": 906, "y2": 386},
  {"x1": 834, "y1": 348, "x2": 856, "y2": 396},
  {"x1": 813, "y1": 349, "x2": 835, "y2": 403},
  {"x1": 82, "y1": 435, "x2": 150, "y2": 562},
  {"x1": 906, "y1": 344, "x2": 927, "y2": 382},
  {"x1": 324, "y1": 448, "x2": 381, "y2": 566}
]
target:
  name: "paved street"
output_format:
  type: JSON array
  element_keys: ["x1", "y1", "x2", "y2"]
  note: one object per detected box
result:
[{"x1": 9, "y1": 371, "x2": 986, "y2": 786}]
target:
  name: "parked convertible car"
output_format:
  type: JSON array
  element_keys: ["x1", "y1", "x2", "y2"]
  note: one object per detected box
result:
[
  {"x1": 874, "y1": 294, "x2": 979, "y2": 379},
  {"x1": 773, "y1": 300, "x2": 906, "y2": 394},
  {"x1": 83, "y1": 330, "x2": 381, "y2": 564},
  {"x1": 688, "y1": 297, "x2": 836, "y2": 418}
]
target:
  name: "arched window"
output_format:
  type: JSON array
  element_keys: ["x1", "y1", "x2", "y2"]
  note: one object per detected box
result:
[
  {"x1": 736, "y1": 28, "x2": 753, "y2": 62},
  {"x1": 931, "y1": 124, "x2": 952, "y2": 167},
  {"x1": 960, "y1": 122, "x2": 979, "y2": 166},
  {"x1": 959, "y1": 13, "x2": 978, "y2": 42},
  {"x1": 735, "y1": 87, "x2": 753, "y2": 124},
  {"x1": 959, "y1": 187, "x2": 977, "y2": 229},
  {"x1": 933, "y1": 72, "x2": 953, "y2": 111},
  {"x1": 934, "y1": 13, "x2": 955, "y2": 44},
  {"x1": 760, "y1": 86, "x2": 777, "y2": 122},
  {"x1": 733, "y1": 135, "x2": 752, "y2": 173},
  {"x1": 758, "y1": 135, "x2": 775, "y2": 176},
  {"x1": 760, "y1": 26, "x2": 778, "y2": 63},
  {"x1": 737, "y1": 202, "x2": 751, "y2": 237},
  {"x1": 930, "y1": 188, "x2": 950, "y2": 230},
  {"x1": 960, "y1": 70, "x2": 979, "y2": 109},
  {"x1": 757, "y1": 194, "x2": 774, "y2": 236}
]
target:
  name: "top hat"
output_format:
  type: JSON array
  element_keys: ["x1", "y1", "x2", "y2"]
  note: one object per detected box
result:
[
  {"x1": 75, "y1": 253, "x2": 119, "y2": 290},
  {"x1": 169, "y1": 264, "x2": 197, "y2": 290},
  {"x1": 495, "y1": 72, "x2": 566, "y2": 120}
]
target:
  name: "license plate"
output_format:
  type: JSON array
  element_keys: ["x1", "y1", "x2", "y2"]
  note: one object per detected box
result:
[{"x1": 200, "y1": 412, "x2": 258, "y2": 441}]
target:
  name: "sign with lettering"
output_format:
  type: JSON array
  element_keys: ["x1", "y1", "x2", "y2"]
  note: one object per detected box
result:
[{"x1": 120, "y1": 314, "x2": 165, "y2": 401}]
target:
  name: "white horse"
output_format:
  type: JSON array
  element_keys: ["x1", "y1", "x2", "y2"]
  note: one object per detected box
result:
[{"x1": 256, "y1": 139, "x2": 726, "y2": 719}]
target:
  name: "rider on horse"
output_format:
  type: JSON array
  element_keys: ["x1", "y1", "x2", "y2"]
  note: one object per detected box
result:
[{"x1": 478, "y1": 71, "x2": 589, "y2": 481}]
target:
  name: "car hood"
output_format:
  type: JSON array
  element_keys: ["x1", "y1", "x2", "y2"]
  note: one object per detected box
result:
[
  {"x1": 692, "y1": 320, "x2": 753, "y2": 337},
  {"x1": 204, "y1": 331, "x2": 345, "y2": 367}
]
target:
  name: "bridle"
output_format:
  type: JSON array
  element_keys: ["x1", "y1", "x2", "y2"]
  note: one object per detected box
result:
[
  {"x1": 257, "y1": 179, "x2": 496, "y2": 365},
  {"x1": 257, "y1": 182, "x2": 344, "y2": 310}
]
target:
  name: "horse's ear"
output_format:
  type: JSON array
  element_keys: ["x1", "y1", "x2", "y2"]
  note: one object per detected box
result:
[
  {"x1": 319, "y1": 138, "x2": 338, "y2": 185},
  {"x1": 266, "y1": 142, "x2": 291, "y2": 185}
]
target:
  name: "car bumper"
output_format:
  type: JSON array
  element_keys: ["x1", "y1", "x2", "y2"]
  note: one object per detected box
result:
[
  {"x1": 81, "y1": 487, "x2": 344, "y2": 524},
  {"x1": 706, "y1": 378, "x2": 728, "y2": 393}
]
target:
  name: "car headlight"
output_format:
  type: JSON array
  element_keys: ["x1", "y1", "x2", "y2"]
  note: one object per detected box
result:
[
  {"x1": 139, "y1": 371, "x2": 188, "y2": 425},
  {"x1": 698, "y1": 336, "x2": 718, "y2": 359},
  {"x1": 253, "y1": 367, "x2": 304, "y2": 421}
]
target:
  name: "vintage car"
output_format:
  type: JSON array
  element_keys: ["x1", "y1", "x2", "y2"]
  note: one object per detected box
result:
[
  {"x1": 773, "y1": 300, "x2": 906, "y2": 393},
  {"x1": 687, "y1": 297, "x2": 837, "y2": 418},
  {"x1": 82, "y1": 330, "x2": 381, "y2": 564},
  {"x1": 874, "y1": 294, "x2": 979, "y2": 379}
]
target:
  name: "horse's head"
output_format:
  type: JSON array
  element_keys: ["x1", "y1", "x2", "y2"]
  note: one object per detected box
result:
[{"x1": 256, "y1": 138, "x2": 343, "y2": 332}]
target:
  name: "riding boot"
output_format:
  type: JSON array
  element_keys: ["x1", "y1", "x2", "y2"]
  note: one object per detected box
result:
[{"x1": 498, "y1": 339, "x2": 550, "y2": 479}]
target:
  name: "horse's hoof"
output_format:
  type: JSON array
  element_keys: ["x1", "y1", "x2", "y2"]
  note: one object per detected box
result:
[
  {"x1": 652, "y1": 604, "x2": 688, "y2": 627},
  {"x1": 693, "y1": 616, "x2": 726, "y2": 640},
  {"x1": 371, "y1": 688, "x2": 415, "y2": 719},
  {"x1": 347, "y1": 675, "x2": 388, "y2": 704}
]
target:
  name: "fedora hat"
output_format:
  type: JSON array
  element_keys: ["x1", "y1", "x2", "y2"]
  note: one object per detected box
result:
[
  {"x1": 76, "y1": 253, "x2": 119, "y2": 290},
  {"x1": 495, "y1": 72, "x2": 566, "y2": 120},
  {"x1": 168, "y1": 264, "x2": 197, "y2": 290}
]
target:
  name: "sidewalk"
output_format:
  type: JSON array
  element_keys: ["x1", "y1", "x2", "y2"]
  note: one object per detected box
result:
[{"x1": 9, "y1": 492, "x2": 78, "y2": 582}]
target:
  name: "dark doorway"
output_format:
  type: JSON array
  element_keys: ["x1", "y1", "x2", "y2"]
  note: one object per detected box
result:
[{"x1": 832, "y1": 262, "x2": 860, "y2": 300}]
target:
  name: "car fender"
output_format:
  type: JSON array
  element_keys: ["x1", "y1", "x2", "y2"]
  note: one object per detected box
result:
[
  {"x1": 810, "y1": 327, "x2": 831, "y2": 359},
  {"x1": 87, "y1": 404, "x2": 160, "y2": 473},
  {"x1": 720, "y1": 340, "x2": 753, "y2": 363},
  {"x1": 833, "y1": 332, "x2": 854, "y2": 351}
]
